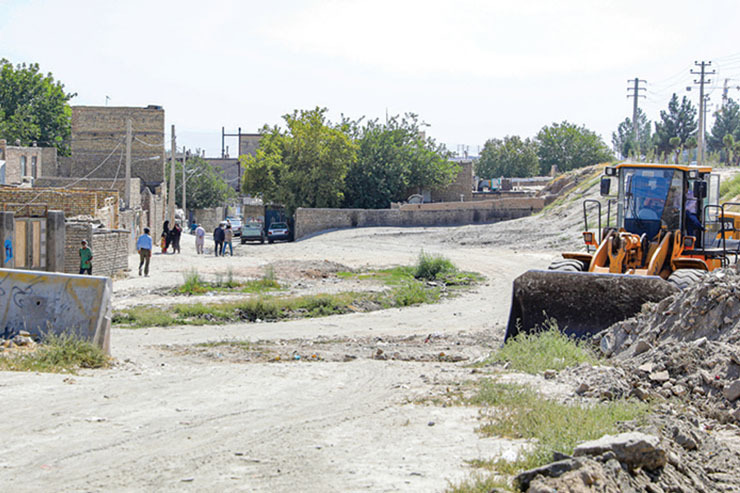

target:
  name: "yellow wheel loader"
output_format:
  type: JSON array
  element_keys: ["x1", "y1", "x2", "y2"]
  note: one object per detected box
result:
[{"x1": 505, "y1": 162, "x2": 739, "y2": 341}]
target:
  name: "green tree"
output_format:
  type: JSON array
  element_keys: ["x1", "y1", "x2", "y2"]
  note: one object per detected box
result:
[
  {"x1": 343, "y1": 114, "x2": 456, "y2": 208},
  {"x1": 0, "y1": 59, "x2": 74, "y2": 154},
  {"x1": 476, "y1": 136, "x2": 539, "y2": 178},
  {"x1": 708, "y1": 98, "x2": 740, "y2": 160},
  {"x1": 653, "y1": 93, "x2": 697, "y2": 156},
  {"x1": 241, "y1": 107, "x2": 357, "y2": 213},
  {"x1": 611, "y1": 108, "x2": 652, "y2": 158},
  {"x1": 536, "y1": 121, "x2": 613, "y2": 174},
  {"x1": 167, "y1": 155, "x2": 236, "y2": 210}
]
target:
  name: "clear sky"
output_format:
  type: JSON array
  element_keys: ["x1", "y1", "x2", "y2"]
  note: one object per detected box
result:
[{"x1": 2, "y1": 0, "x2": 740, "y2": 157}]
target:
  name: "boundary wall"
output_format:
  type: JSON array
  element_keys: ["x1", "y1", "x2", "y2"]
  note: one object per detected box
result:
[{"x1": 295, "y1": 197, "x2": 545, "y2": 239}]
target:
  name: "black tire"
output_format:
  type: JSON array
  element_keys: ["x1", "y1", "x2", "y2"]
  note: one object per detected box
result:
[
  {"x1": 241, "y1": 238, "x2": 246, "y2": 245},
  {"x1": 260, "y1": 237, "x2": 265, "y2": 244},
  {"x1": 268, "y1": 239, "x2": 273, "y2": 244},
  {"x1": 547, "y1": 259, "x2": 586, "y2": 272},
  {"x1": 667, "y1": 269, "x2": 707, "y2": 290}
]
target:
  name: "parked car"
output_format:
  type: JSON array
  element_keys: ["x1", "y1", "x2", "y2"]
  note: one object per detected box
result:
[
  {"x1": 240, "y1": 221, "x2": 265, "y2": 244},
  {"x1": 226, "y1": 216, "x2": 242, "y2": 236},
  {"x1": 267, "y1": 222, "x2": 290, "y2": 243}
]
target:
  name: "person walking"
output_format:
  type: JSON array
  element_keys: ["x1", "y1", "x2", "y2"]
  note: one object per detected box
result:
[
  {"x1": 161, "y1": 220, "x2": 170, "y2": 253},
  {"x1": 79, "y1": 240, "x2": 93, "y2": 275},
  {"x1": 171, "y1": 222, "x2": 182, "y2": 254},
  {"x1": 195, "y1": 224, "x2": 205, "y2": 254},
  {"x1": 137, "y1": 227, "x2": 153, "y2": 276},
  {"x1": 213, "y1": 223, "x2": 225, "y2": 256},
  {"x1": 224, "y1": 224, "x2": 234, "y2": 256}
]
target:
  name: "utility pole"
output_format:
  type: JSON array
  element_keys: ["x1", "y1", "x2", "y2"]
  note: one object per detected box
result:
[
  {"x1": 169, "y1": 125, "x2": 176, "y2": 223},
  {"x1": 626, "y1": 78, "x2": 647, "y2": 154},
  {"x1": 691, "y1": 61, "x2": 715, "y2": 166},
  {"x1": 182, "y1": 148, "x2": 187, "y2": 223},
  {"x1": 124, "y1": 118, "x2": 132, "y2": 208}
]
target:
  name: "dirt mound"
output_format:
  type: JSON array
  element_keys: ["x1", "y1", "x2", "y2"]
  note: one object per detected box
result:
[
  {"x1": 524, "y1": 269, "x2": 740, "y2": 491},
  {"x1": 597, "y1": 268, "x2": 740, "y2": 421}
]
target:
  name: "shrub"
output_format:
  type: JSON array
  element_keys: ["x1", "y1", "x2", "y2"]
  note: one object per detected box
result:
[{"x1": 414, "y1": 251, "x2": 456, "y2": 280}]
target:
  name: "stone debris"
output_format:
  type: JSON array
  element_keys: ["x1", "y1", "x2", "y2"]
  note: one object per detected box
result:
[
  {"x1": 0, "y1": 331, "x2": 38, "y2": 352},
  {"x1": 572, "y1": 432, "x2": 666, "y2": 471},
  {"x1": 524, "y1": 268, "x2": 740, "y2": 492}
]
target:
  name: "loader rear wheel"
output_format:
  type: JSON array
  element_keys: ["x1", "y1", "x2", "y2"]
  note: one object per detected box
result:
[
  {"x1": 547, "y1": 259, "x2": 586, "y2": 272},
  {"x1": 667, "y1": 269, "x2": 706, "y2": 290}
]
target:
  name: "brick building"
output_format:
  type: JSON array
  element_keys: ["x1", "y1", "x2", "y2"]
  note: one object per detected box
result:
[
  {"x1": 205, "y1": 158, "x2": 240, "y2": 192},
  {"x1": 60, "y1": 105, "x2": 166, "y2": 189},
  {"x1": 0, "y1": 139, "x2": 57, "y2": 185}
]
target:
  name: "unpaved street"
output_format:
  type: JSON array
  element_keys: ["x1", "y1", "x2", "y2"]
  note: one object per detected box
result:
[{"x1": 1, "y1": 225, "x2": 554, "y2": 492}]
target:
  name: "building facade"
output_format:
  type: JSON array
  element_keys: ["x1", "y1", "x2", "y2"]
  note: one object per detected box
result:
[
  {"x1": 61, "y1": 105, "x2": 165, "y2": 189},
  {"x1": 0, "y1": 139, "x2": 49, "y2": 185}
]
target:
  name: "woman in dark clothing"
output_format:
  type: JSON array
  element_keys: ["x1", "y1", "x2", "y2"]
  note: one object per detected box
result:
[
  {"x1": 171, "y1": 222, "x2": 182, "y2": 253},
  {"x1": 161, "y1": 220, "x2": 170, "y2": 253}
]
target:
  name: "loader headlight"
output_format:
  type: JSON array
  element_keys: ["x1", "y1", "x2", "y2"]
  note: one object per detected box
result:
[
  {"x1": 688, "y1": 169, "x2": 699, "y2": 179},
  {"x1": 683, "y1": 236, "x2": 695, "y2": 248},
  {"x1": 583, "y1": 232, "x2": 595, "y2": 245},
  {"x1": 605, "y1": 167, "x2": 617, "y2": 177}
]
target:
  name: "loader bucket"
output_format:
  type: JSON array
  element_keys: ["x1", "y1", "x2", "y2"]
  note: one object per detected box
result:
[{"x1": 504, "y1": 270, "x2": 679, "y2": 341}]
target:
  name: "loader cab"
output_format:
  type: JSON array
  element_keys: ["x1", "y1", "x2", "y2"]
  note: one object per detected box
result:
[{"x1": 609, "y1": 163, "x2": 717, "y2": 241}]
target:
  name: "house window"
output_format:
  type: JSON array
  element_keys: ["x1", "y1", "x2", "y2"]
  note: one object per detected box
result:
[
  {"x1": 31, "y1": 156, "x2": 37, "y2": 178},
  {"x1": 20, "y1": 156, "x2": 27, "y2": 177}
]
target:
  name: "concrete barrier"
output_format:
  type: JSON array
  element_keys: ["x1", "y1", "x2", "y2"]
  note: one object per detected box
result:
[{"x1": 0, "y1": 268, "x2": 112, "y2": 353}]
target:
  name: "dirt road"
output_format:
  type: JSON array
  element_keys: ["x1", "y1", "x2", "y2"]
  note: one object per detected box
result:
[{"x1": 1, "y1": 225, "x2": 553, "y2": 492}]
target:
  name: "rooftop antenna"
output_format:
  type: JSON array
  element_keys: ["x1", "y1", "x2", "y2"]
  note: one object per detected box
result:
[{"x1": 105, "y1": 96, "x2": 110, "y2": 106}]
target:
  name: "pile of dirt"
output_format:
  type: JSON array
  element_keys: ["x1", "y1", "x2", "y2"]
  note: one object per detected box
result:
[
  {"x1": 520, "y1": 268, "x2": 740, "y2": 491},
  {"x1": 600, "y1": 268, "x2": 740, "y2": 421}
]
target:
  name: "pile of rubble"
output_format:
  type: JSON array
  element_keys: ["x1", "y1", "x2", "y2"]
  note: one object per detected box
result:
[
  {"x1": 1, "y1": 330, "x2": 37, "y2": 351},
  {"x1": 519, "y1": 268, "x2": 740, "y2": 492}
]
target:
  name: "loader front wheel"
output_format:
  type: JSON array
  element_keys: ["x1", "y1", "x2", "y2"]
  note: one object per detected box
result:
[
  {"x1": 547, "y1": 259, "x2": 586, "y2": 272},
  {"x1": 667, "y1": 269, "x2": 706, "y2": 290}
]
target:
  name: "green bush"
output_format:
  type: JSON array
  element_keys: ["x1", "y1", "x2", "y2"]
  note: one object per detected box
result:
[{"x1": 414, "y1": 251, "x2": 456, "y2": 280}]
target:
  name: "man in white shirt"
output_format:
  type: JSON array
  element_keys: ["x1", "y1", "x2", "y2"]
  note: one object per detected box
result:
[{"x1": 195, "y1": 224, "x2": 206, "y2": 254}]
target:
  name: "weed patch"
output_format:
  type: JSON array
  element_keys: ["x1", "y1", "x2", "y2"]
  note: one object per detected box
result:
[
  {"x1": 469, "y1": 381, "x2": 647, "y2": 473},
  {"x1": 0, "y1": 333, "x2": 109, "y2": 373},
  {"x1": 483, "y1": 323, "x2": 599, "y2": 373}
]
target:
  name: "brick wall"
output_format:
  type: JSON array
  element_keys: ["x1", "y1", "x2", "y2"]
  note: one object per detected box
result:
[
  {"x1": 34, "y1": 177, "x2": 142, "y2": 210},
  {"x1": 39, "y1": 147, "x2": 58, "y2": 177},
  {"x1": 91, "y1": 229, "x2": 129, "y2": 276},
  {"x1": 64, "y1": 222, "x2": 92, "y2": 273},
  {"x1": 294, "y1": 197, "x2": 545, "y2": 239},
  {"x1": 0, "y1": 187, "x2": 119, "y2": 226},
  {"x1": 431, "y1": 161, "x2": 473, "y2": 203},
  {"x1": 193, "y1": 207, "x2": 225, "y2": 233},
  {"x1": 69, "y1": 106, "x2": 165, "y2": 186},
  {"x1": 63, "y1": 223, "x2": 128, "y2": 276},
  {"x1": 142, "y1": 186, "x2": 166, "y2": 241}
]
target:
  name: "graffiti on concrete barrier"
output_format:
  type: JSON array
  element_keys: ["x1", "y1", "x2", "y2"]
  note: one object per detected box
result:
[{"x1": 4, "y1": 239, "x2": 11, "y2": 264}]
